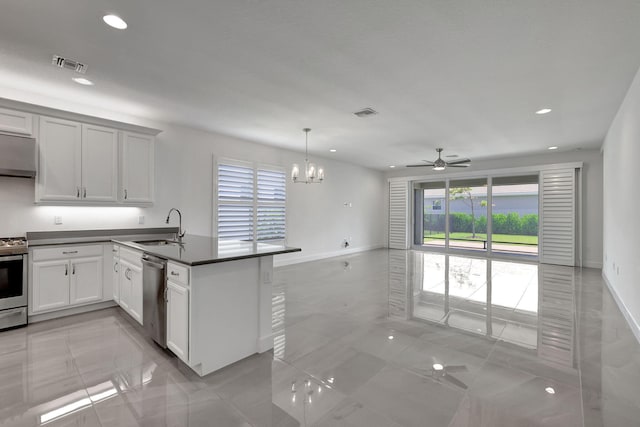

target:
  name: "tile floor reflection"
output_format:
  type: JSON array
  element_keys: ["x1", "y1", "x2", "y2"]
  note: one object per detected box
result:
[{"x1": 1, "y1": 249, "x2": 639, "y2": 426}]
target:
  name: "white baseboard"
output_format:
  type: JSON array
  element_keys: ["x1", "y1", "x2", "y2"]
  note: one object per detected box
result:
[
  {"x1": 257, "y1": 333, "x2": 274, "y2": 353},
  {"x1": 602, "y1": 271, "x2": 640, "y2": 344},
  {"x1": 29, "y1": 300, "x2": 117, "y2": 323},
  {"x1": 584, "y1": 260, "x2": 603, "y2": 269},
  {"x1": 274, "y1": 244, "x2": 384, "y2": 267}
]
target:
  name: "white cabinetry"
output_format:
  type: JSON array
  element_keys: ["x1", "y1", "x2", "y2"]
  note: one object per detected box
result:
[
  {"x1": 38, "y1": 116, "x2": 82, "y2": 201},
  {"x1": 81, "y1": 124, "x2": 118, "y2": 202},
  {"x1": 117, "y1": 248, "x2": 144, "y2": 325},
  {"x1": 112, "y1": 245, "x2": 120, "y2": 303},
  {"x1": 38, "y1": 117, "x2": 119, "y2": 203},
  {"x1": 167, "y1": 262, "x2": 189, "y2": 362},
  {"x1": 32, "y1": 260, "x2": 70, "y2": 312},
  {"x1": 0, "y1": 107, "x2": 33, "y2": 136},
  {"x1": 30, "y1": 245, "x2": 104, "y2": 314},
  {"x1": 121, "y1": 132, "x2": 154, "y2": 204},
  {"x1": 70, "y1": 256, "x2": 103, "y2": 305}
]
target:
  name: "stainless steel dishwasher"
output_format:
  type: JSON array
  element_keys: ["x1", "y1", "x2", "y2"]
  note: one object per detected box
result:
[{"x1": 141, "y1": 254, "x2": 167, "y2": 348}]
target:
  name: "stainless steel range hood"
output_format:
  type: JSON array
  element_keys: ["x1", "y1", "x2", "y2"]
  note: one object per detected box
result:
[{"x1": 0, "y1": 134, "x2": 36, "y2": 178}]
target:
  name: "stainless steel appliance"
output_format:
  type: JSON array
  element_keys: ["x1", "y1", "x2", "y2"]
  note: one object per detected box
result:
[
  {"x1": 0, "y1": 238, "x2": 28, "y2": 330},
  {"x1": 142, "y1": 254, "x2": 167, "y2": 348},
  {"x1": 0, "y1": 134, "x2": 36, "y2": 178}
]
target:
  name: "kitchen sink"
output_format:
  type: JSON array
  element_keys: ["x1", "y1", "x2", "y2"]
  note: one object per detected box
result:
[{"x1": 134, "y1": 240, "x2": 181, "y2": 246}]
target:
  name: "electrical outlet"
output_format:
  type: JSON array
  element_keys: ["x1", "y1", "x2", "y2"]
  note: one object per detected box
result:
[
  {"x1": 138, "y1": 215, "x2": 145, "y2": 225},
  {"x1": 54, "y1": 216, "x2": 62, "y2": 225},
  {"x1": 263, "y1": 271, "x2": 272, "y2": 284}
]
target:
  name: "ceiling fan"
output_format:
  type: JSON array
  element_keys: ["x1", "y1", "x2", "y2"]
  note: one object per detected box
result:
[{"x1": 406, "y1": 148, "x2": 471, "y2": 170}]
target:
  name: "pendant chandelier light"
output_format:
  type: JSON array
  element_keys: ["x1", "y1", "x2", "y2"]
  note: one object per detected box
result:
[{"x1": 291, "y1": 128, "x2": 324, "y2": 184}]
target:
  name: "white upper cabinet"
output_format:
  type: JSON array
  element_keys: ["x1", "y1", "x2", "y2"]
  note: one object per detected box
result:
[
  {"x1": 37, "y1": 117, "x2": 154, "y2": 205},
  {"x1": 82, "y1": 124, "x2": 118, "y2": 202},
  {"x1": 0, "y1": 107, "x2": 33, "y2": 136},
  {"x1": 121, "y1": 132, "x2": 154, "y2": 204},
  {"x1": 38, "y1": 116, "x2": 82, "y2": 201}
]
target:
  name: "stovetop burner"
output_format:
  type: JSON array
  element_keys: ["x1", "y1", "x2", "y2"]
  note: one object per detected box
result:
[{"x1": 0, "y1": 237, "x2": 27, "y2": 255}]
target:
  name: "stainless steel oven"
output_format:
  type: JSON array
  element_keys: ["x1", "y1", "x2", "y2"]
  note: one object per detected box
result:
[{"x1": 0, "y1": 239, "x2": 28, "y2": 330}]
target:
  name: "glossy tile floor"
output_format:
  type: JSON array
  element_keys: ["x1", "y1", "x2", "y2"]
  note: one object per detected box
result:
[{"x1": 1, "y1": 249, "x2": 639, "y2": 426}]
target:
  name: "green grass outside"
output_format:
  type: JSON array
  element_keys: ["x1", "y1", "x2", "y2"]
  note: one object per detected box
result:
[{"x1": 424, "y1": 232, "x2": 538, "y2": 245}]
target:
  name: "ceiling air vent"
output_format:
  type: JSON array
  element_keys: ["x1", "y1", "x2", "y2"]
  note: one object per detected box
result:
[
  {"x1": 51, "y1": 55, "x2": 87, "y2": 74},
  {"x1": 353, "y1": 108, "x2": 378, "y2": 118}
]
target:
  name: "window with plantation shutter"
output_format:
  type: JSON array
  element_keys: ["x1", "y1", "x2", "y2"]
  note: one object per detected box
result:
[
  {"x1": 257, "y1": 169, "x2": 286, "y2": 241},
  {"x1": 217, "y1": 163, "x2": 255, "y2": 241},
  {"x1": 216, "y1": 161, "x2": 286, "y2": 242}
]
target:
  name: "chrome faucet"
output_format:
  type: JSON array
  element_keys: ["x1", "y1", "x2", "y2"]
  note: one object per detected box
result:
[{"x1": 166, "y1": 208, "x2": 186, "y2": 241}]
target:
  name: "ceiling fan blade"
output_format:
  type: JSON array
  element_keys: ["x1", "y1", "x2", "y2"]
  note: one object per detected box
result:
[
  {"x1": 447, "y1": 164, "x2": 471, "y2": 168},
  {"x1": 443, "y1": 374, "x2": 468, "y2": 390},
  {"x1": 446, "y1": 158, "x2": 471, "y2": 165},
  {"x1": 445, "y1": 365, "x2": 468, "y2": 373},
  {"x1": 406, "y1": 161, "x2": 435, "y2": 167},
  {"x1": 406, "y1": 164, "x2": 433, "y2": 168}
]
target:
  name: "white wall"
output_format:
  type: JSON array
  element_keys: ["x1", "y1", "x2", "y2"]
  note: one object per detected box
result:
[
  {"x1": 385, "y1": 149, "x2": 603, "y2": 268},
  {"x1": 0, "y1": 98, "x2": 386, "y2": 265},
  {"x1": 602, "y1": 65, "x2": 640, "y2": 338}
]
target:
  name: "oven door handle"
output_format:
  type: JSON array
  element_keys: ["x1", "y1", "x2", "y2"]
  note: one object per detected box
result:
[{"x1": 0, "y1": 255, "x2": 24, "y2": 262}]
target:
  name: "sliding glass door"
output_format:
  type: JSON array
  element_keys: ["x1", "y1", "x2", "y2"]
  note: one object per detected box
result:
[
  {"x1": 491, "y1": 175, "x2": 539, "y2": 255},
  {"x1": 415, "y1": 182, "x2": 446, "y2": 248},
  {"x1": 448, "y1": 178, "x2": 488, "y2": 251},
  {"x1": 414, "y1": 174, "x2": 539, "y2": 257}
]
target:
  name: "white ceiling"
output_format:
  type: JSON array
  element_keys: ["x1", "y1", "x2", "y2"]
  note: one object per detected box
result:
[{"x1": 1, "y1": 0, "x2": 640, "y2": 169}]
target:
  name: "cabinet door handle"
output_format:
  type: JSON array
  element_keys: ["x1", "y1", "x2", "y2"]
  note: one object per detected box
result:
[
  {"x1": 64, "y1": 264, "x2": 68, "y2": 276},
  {"x1": 170, "y1": 271, "x2": 179, "y2": 276},
  {"x1": 124, "y1": 189, "x2": 128, "y2": 200},
  {"x1": 83, "y1": 187, "x2": 87, "y2": 198},
  {"x1": 114, "y1": 262, "x2": 119, "y2": 273},
  {"x1": 76, "y1": 187, "x2": 80, "y2": 198},
  {"x1": 72, "y1": 264, "x2": 75, "y2": 275},
  {"x1": 125, "y1": 268, "x2": 131, "y2": 280},
  {"x1": 62, "y1": 251, "x2": 78, "y2": 255}
]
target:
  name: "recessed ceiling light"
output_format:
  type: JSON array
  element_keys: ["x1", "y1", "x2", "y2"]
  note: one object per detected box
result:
[
  {"x1": 103, "y1": 14, "x2": 128, "y2": 30},
  {"x1": 536, "y1": 108, "x2": 552, "y2": 115},
  {"x1": 329, "y1": 149, "x2": 337, "y2": 153},
  {"x1": 72, "y1": 77, "x2": 94, "y2": 86},
  {"x1": 548, "y1": 146, "x2": 558, "y2": 150},
  {"x1": 432, "y1": 363, "x2": 444, "y2": 371},
  {"x1": 387, "y1": 335, "x2": 394, "y2": 340},
  {"x1": 545, "y1": 387, "x2": 556, "y2": 395},
  {"x1": 389, "y1": 165, "x2": 395, "y2": 168}
]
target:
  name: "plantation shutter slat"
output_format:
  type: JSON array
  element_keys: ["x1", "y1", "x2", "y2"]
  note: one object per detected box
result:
[
  {"x1": 540, "y1": 169, "x2": 576, "y2": 266},
  {"x1": 257, "y1": 168, "x2": 286, "y2": 241},
  {"x1": 389, "y1": 181, "x2": 409, "y2": 249},
  {"x1": 217, "y1": 163, "x2": 255, "y2": 240}
]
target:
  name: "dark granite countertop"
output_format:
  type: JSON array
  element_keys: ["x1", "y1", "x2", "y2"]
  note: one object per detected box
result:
[{"x1": 113, "y1": 234, "x2": 301, "y2": 266}]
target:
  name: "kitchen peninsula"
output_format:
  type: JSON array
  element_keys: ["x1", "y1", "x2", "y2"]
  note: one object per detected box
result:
[{"x1": 113, "y1": 235, "x2": 300, "y2": 376}]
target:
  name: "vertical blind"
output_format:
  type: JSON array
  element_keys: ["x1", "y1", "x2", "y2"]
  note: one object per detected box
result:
[{"x1": 217, "y1": 162, "x2": 286, "y2": 242}]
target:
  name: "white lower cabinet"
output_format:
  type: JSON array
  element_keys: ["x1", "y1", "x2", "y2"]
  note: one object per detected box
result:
[
  {"x1": 32, "y1": 260, "x2": 70, "y2": 312},
  {"x1": 112, "y1": 247, "x2": 120, "y2": 303},
  {"x1": 167, "y1": 280, "x2": 189, "y2": 362},
  {"x1": 119, "y1": 259, "x2": 143, "y2": 325},
  {"x1": 31, "y1": 250, "x2": 103, "y2": 314},
  {"x1": 70, "y1": 256, "x2": 103, "y2": 305}
]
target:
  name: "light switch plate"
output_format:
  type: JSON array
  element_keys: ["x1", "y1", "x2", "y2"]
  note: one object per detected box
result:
[{"x1": 54, "y1": 216, "x2": 62, "y2": 225}]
